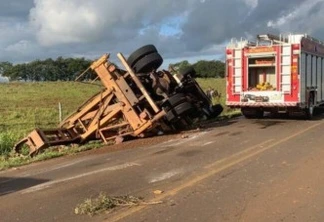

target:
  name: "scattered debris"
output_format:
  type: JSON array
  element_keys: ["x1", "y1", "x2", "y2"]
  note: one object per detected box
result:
[
  {"x1": 74, "y1": 193, "x2": 161, "y2": 216},
  {"x1": 181, "y1": 135, "x2": 189, "y2": 139},
  {"x1": 153, "y1": 190, "x2": 164, "y2": 195}
]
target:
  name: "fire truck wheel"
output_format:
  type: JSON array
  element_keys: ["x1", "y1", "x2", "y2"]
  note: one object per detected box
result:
[
  {"x1": 180, "y1": 66, "x2": 196, "y2": 78},
  {"x1": 127, "y1": 45, "x2": 158, "y2": 67},
  {"x1": 306, "y1": 95, "x2": 315, "y2": 119},
  {"x1": 132, "y1": 53, "x2": 163, "y2": 73},
  {"x1": 241, "y1": 108, "x2": 263, "y2": 119}
]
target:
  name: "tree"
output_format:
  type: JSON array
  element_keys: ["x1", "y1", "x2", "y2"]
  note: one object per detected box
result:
[
  {"x1": 170, "y1": 60, "x2": 225, "y2": 78},
  {"x1": 0, "y1": 62, "x2": 13, "y2": 79},
  {"x1": 169, "y1": 60, "x2": 191, "y2": 73},
  {"x1": 0, "y1": 57, "x2": 94, "y2": 82}
]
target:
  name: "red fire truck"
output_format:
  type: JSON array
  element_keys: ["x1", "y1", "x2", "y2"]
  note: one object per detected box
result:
[{"x1": 226, "y1": 34, "x2": 324, "y2": 118}]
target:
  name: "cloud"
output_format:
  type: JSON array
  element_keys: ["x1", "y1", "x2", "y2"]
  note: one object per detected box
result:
[
  {"x1": 0, "y1": 0, "x2": 34, "y2": 19},
  {"x1": 1, "y1": 0, "x2": 324, "y2": 66},
  {"x1": 267, "y1": 0, "x2": 324, "y2": 37},
  {"x1": 29, "y1": 0, "x2": 193, "y2": 46}
]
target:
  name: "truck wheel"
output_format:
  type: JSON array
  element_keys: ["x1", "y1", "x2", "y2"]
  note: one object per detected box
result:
[
  {"x1": 165, "y1": 101, "x2": 195, "y2": 123},
  {"x1": 306, "y1": 95, "x2": 315, "y2": 119},
  {"x1": 127, "y1": 45, "x2": 158, "y2": 67},
  {"x1": 180, "y1": 66, "x2": 196, "y2": 78},
  {"x1": 173, "y1": 101, "x2": 195, "y2": 116},
  {"x1": 161, "y1": 93, "x2": 187, "y2": 110},
  {"x1": 241, "y1": 108, "x2": 263, "y2": 119},
  {"x1": 255, "y1": 109, "x2": 264, "y2": 118},
  {"x1": 210, "y1": 104, "x2": 223, "y2": 118},
  {"x1": 132, "y1": 53, "x2": 163, "y2": 73},
  {"x1": 165, "y1": 109, "x2": 177, "y2": 122}
]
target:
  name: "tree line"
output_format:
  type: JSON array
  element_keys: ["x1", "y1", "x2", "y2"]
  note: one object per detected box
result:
[
  {"x1": 0, "y1": 57, "x2": 225, "y2": 82},
  {"x1": 170, "y1": 60, "x2": 225, "y2": 78},
  {"x1": 0, "y1": 57, "x2": 94, "y2": 81}
]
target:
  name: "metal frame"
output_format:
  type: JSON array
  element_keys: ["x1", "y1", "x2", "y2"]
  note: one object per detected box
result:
[{"x1": 14, "y1": 53, "x2": 166, "y2": 156}]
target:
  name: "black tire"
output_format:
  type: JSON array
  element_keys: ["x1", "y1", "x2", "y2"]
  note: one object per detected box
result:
[
  {"x1": 241, "y1": 108, "x2": 263, "y2": 119},
  {"x1": 165, "y1": 110, "x2": 177, "y2": 122},
  {"x1": 210, "y1": 104, "x2": 223, "y2": 118},
  {"x1": 127, "y1": 45, "x2": 158, "y2": 67},
  {"x1": 255, "y1": 109, "x2": 264, "y2": 118},
  {"x1": 305, "y1": 95, "x2": 315, "y2": 119},
  {"x1": 173, "y1": 102, "x2": 194, "y2": 116},
  {"x1": 165, "y1": 101, "x2": 195, "y2": 123},
  {"x1": 180, "y1": 66, "x2": 196, "y2": 78},
  {"x1": 133, "y1": 53, "x2": 163, "y2": 73},
  {"x1": 161, "y1": 93, "x2": 187, "y2": 110}
]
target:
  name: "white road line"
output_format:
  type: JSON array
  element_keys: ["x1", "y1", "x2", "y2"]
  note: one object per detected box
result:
[
  {"x1": 0, "y1": 158, "x2": 89, "y2": 185},
  {"x1": 149, "y1": 168, "x2": 184, "y2": 183},
  {"x1": 20, "y1": 162, "x2": 141, "y2": 194},
  {"x1": 202, "y1": 141, "x2": 214, "y2": 146},
  {"x1": 21, "y1": 159, "x2": 87, "y2": 177}
]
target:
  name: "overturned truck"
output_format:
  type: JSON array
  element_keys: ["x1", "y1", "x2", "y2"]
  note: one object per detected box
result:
[{"x1": 14, "y1": 45, "x2": 223, "y2": 156}]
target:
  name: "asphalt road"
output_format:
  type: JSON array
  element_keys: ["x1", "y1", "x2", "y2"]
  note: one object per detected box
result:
[{"x1": 1, "y1": 115, "x2": 324, "y2": 222}]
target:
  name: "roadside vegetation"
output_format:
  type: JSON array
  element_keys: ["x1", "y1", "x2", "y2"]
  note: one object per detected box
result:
[
  {"x1": 74, "y1": 193, "x2": 144, "y2": 216},
  {"x1": 0, "y1": 78, "x2": 237, "y2": 170}
]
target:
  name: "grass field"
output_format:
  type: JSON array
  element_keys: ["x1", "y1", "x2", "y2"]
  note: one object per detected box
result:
[
  {"x1": 0, "y1": 78, "x2": 236, "y2": 168},
  {"x1": 0, "y1": 82, "x2": 101, "y2": 157}
]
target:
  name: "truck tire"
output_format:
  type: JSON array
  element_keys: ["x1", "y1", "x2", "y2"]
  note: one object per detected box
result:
[
  {"x1": 241, "y1": 108, "x2": 263, "y2": 119},
  {"x1": 180, "y1": 66, "x2": 196, "y2": 78},
  {"x1": 173, "y1": 101, "x2": 195, "y2": 116},
  {"x1": 210, "y1": 104, "x2": 223, "y2": 118},
  {"x1": 127, "y1": 45, "x2": 158, "y2": 67},
  {"x1": 161, "y1": 93, "x2": 187, "y2": 110},
  {"x1": 165, "y1": 101, "x2": 195, "y2": 122},
  {"x1": 306, "y1": 95, "x2": 315, "y2": 119},
  {"x1": 132, "y1": 53, "x2": 163, "y2": 73},
  {"x1": 165, "y1": 110, "x2": 178, "y2": 122}
]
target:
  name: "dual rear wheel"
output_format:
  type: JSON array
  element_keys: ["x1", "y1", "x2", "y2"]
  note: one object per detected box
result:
[{"x1": 127, "y1": 45, "x2": 163, "y2": 73}]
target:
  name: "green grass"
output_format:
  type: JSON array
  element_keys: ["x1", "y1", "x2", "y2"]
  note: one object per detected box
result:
[
  {"x1": 197, "y1": 78, "x2": 238, "y2": 115},
  {"x1": 0, "y1": 82, "x2": 101, "y2": 133},
  {"x1": 0, "y1": 78, "x2": 238, "y2": 169},
  {"x1": 0, "y1": 81, "x2": 102, "y2": 168}
]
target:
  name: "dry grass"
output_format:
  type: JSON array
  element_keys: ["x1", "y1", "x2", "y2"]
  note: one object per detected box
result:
[{"x1": 74, "y1": 193, "x2": 144, "y2": 216}]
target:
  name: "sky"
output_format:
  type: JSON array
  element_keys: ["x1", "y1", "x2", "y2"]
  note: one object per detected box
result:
[{"x1": 1, "y1": 0, "x2": 324, "y2": 68}]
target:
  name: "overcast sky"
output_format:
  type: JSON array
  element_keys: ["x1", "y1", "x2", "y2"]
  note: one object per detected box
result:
[{"x1": 1, "y1": 0, "x2": 324, "y2": 67}]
